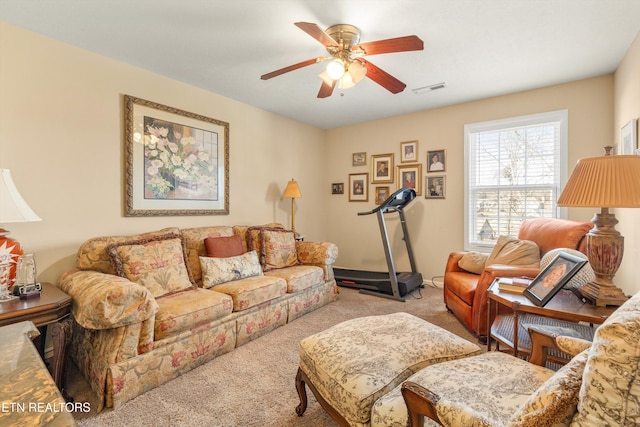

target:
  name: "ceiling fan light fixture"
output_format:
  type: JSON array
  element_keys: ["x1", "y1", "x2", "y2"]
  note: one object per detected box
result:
[
  {"x1": 348, "y1": 61, "x2": 367, "y2": 83},
  {"x1": 326, "y1": 59, "x2": 345, "y2": 80},
  {"x1": 317, "y1": 70, "x2": 335, "y2": 86},
  {"x1": 338, "y1": 73, "x2": 355, "y2": 89}
]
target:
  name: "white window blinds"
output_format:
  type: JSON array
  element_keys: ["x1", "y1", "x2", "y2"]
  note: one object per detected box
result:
[{"x1": 464, "y1": 110, "x2": 568, "y2": 251}]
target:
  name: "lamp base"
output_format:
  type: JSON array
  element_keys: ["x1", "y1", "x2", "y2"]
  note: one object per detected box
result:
[{"x1": 577, "y1": 281, "x2": 629, "y2": 307}]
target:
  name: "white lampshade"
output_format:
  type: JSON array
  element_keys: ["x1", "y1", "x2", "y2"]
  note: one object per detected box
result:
[
  {"x1": 338, "y1": 73, "x2": 355, "y2": 89},
  {"x1": 0, "y1": 169, "x2": 42, "y2": 223},
  {"x1": 348, "y1": 60, "x2": 367, "y2": 83},
  {"x1": 326, "y1": 59, "x2": 345, "y2": 80}
]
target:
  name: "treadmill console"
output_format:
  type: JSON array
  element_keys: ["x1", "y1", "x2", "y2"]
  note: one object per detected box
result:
[{"x1": 358, "y1": 187, "x2": 416, "y2": 216}]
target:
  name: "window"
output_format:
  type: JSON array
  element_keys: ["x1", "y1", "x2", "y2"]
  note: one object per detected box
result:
[{"x1": 464, "y1": 110, "x2": 568, "y2": 251}]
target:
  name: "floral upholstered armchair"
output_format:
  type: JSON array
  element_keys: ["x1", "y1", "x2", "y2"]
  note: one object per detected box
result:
[{"x1": 399, "y1": 289, "x2": 640, "y2": 427}]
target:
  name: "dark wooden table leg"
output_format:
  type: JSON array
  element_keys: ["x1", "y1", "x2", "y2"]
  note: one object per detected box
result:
[{"x1": 50, "y1": 317, "x2": 73, "y2": 402}]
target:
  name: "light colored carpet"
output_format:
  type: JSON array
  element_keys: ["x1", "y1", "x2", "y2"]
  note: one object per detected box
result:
[{"x1": 68, "y1": 285, "x2": 479, "y2": 426}]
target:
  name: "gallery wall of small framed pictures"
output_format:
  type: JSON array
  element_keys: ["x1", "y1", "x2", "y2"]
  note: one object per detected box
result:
[{"x1": 344, "y1": 141, "x2": 448, "y2": 202}]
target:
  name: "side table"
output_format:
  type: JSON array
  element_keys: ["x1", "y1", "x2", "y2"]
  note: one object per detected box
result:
[
  {"x1": 0, "y1": 282, "x2": 72, "y2": 399},
  {"x1": 0, "y1": 321, "x2": 75, "y2": 426},
  {"x1": 487, "y1": 278, "x2": 615, "y2": 362}
]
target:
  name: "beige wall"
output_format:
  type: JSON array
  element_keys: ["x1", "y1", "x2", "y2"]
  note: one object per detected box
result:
[
  {"x1": 614, "y1": 32, "x2": 640, "y2": 295},
  {"x1": 325, "y1": 76, "x2": 613, "y2": 286},
  {"x1": 2, "y1": 22, "x2": 637, "y2": 296},
  {"x1": 0, "y1": 23, "x2": 327, "y2": 284}
]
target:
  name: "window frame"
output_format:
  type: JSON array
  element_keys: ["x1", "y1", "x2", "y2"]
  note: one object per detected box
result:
[{"x1": 463, "y1": 110, "x2": 568, "y2": 252}]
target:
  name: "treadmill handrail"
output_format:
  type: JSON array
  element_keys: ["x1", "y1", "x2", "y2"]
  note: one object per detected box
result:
[{"x1": 357, "y1": 187, "x2": 416, "y2": 216}]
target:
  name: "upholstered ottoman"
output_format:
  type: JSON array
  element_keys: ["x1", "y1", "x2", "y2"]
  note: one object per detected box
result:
[{"x1": 295, "y1": 312, "x2": 482, "y2": 426}]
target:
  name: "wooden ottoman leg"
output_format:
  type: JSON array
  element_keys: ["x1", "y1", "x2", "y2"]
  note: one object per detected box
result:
[{"x1": 295, "y1": 367, "x2": 308, "y2": 416}]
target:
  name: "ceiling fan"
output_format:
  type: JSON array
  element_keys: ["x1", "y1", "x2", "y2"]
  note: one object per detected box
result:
[{"x1": 260, "y1": 22, "x2": 424, "y2": 98}]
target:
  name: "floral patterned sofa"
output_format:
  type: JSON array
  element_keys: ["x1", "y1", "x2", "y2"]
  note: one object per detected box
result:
[{"x1": 57, "y1": 224, "x2": 338, "y2": 410}]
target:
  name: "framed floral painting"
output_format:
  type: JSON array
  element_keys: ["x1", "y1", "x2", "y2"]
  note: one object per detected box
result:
[{"x1": 124, "y1": 95, "x2": 229, "y2": 216}]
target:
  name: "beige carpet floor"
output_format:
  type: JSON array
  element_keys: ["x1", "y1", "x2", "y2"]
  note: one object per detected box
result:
[{"x1": 67, "y1": 285, "x2": 479, "y2": 426}]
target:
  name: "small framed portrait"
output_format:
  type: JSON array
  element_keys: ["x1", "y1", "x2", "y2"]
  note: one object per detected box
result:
[
  {"x1": 352, "y1": 152, "x2": 367, "y2": 166},
  {"x1": 331, "y1": 183, "x2": 344, "y2": 194},
  {"x1": 427, "y1": 149, "x2": 446, "y2": 173},
  {"x1": 524, "y1": 252, "x2": 588, "y2": 307},
  {"x1": 371, "y1": 153, "x2": 394, "y2": 183},
  {"x1": 397, "y1": 164, "x2": 422, "y2": 196},
  {"x1": 425, "y1": 175, "x2": 445, "y2": 199},
  {"x1": 400, "y1": 140, "x2": 418, "y2": 163},
  {"x1": 349, "y1": 173, "x2": 369, "y2": 202},
  {"x1": 375, "y1": 186, "x2": 390, "y2": 204}
]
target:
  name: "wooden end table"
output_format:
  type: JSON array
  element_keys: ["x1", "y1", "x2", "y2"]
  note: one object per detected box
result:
[
  {"x1": 487, "y1": 278, "x2": 615, "y2": 362},
  {"x1": 0, "y1": 282, "x2": 72, "y2": 399}
]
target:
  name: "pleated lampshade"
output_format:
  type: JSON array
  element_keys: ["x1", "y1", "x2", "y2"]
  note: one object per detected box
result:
[{"x1": 557, "y1": 153, "x2": 640, "y2": 208}]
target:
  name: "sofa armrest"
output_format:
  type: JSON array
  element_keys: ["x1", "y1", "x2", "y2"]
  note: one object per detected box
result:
[
  {"x1": 295, "y1": 241, "x2": 338, "y2": 265},
  {"x1": 471, "y1": 264, "x2": 541, "y2": 336},
  {"x1": 57, "y1": 270, "x2": 159, "y2": 330}
]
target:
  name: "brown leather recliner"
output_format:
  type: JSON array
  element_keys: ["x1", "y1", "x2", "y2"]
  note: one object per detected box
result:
[{"x1": 443, "y1": 218, "x2": 594, "y2": 342}]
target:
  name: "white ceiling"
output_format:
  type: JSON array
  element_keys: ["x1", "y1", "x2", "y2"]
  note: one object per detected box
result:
[{"x1": 2, "y1": 0, "x2": 640, "y2": 129}]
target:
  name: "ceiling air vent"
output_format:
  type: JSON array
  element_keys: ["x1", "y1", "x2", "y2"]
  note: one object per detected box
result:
[{"x1": 412, "y1": 82, "x2": 446, "y2": 95}]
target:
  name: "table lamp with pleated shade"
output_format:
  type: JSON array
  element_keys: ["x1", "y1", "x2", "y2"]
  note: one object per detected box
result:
[{"x1": 557, "y1": 146, "x2": 640, "y2": 306}]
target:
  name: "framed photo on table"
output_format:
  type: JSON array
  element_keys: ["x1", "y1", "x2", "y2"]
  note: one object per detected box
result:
[
  {"x1": 124, "y1": 95, "x2": 229, "y2": 216},
  {"x1": 524, "y1": 252, "x2": 587, "y2": 306}
]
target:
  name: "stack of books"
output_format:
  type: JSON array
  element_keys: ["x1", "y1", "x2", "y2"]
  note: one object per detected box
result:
[{"x1": 497, "y1": 277, "x2": 533, "y2": 294}]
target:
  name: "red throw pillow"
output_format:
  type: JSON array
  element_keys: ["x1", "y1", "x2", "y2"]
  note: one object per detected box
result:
[{"x1": 204, "y1": 235, "x2": 244, "y2": 258}]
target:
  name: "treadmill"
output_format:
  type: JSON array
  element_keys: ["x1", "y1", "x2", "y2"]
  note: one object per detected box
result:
[{"x1": 334, "y1": 187, "x2": 423, "y2": 301}]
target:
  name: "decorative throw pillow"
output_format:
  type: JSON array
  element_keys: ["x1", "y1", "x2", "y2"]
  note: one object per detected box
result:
[
  {"x1": 572, "y1": 293, "x2": 640, "y2": 425},
  {"x1": 486, "y1": 235, "x2": 540, "y2": 268},
  {"x1": 458, "y1": 251, "x2": 489, "y2": 274},
  {"x1": 200, "y1": 250, "x2": 263, "y2": 288},
  {"x1": 107, "y1": 234, "x2": 195, "y2": 298},
  {"x1": 260, "y1": 228, "x2": 298, "y2": 271},
  {"x1": 204, "y1": 235, "x2": 244, "y2": 258},
  {"x1": 509, "y1": 350, "x2": 588, "y2": 427},
  {"x1": 246, "y1": 225, "x2": 284, "y2": 258},
  {"x1": 540, "y1": 248, "x2": 594, "y2": 289}
]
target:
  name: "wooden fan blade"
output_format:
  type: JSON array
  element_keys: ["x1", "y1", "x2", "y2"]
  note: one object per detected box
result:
[
  {"x1": 361, "y1": 60, "x2": 406, "y2": 94},
  {"x1": 356, "y1": 35, "x2": 424, "y2": 56},
  {"x1": 261, "y1": 57, "x2": 324, "y2": 80},
  {"x1": 295, "y1": 22, "x2": 339, "y2": 47},
  {"x1": 317, "y1": 80, "x2": 336, "y2": 98}
]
